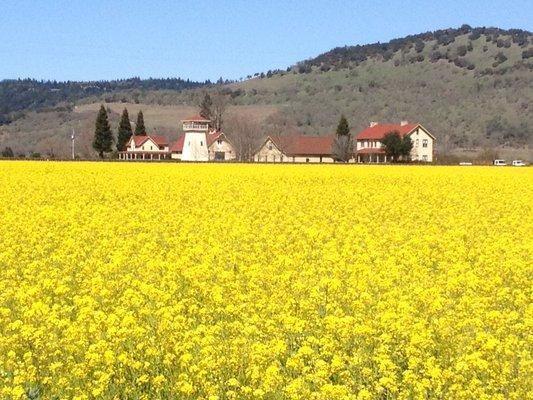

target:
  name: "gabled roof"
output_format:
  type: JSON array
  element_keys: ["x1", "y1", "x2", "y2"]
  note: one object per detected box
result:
[
  {"x1": 266, "y1": 135, "x2": 335, "y2": 156},
  {"x1": 206, "y1": 131, "x2": 223, "y2": 147},
  {"x1": 356, "y1": 123, "x2": 419, "y2": 140},
  {"x1": 183, "y1": 115, "x2": 211, "y2": 123},
  {"x1": 129, "y1": 135, "x2": 169, "y2": 147}
]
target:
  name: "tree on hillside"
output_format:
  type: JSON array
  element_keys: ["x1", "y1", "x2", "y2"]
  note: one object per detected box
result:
[
  {"x1": 331, "y1": 115, "x2": 353, "y2": 162},
  {"x1": 117, "y1": 108, "x2": 133, "y2": 151},
  {"x1": 199, "y1": 92, "x2": 213, "y2": 121},
  {"x1": 1, "y1": 146, "x2": 14, "y2": 158},
  {"x1": 381, "y1": 131, "x2": 413, "y2": 162},
  {"x1": 134, "y1": 110, "x2": 147, "y2": 136},
  {"x1": 92, "y1": 105, "x2": 113, "y2": 158}
]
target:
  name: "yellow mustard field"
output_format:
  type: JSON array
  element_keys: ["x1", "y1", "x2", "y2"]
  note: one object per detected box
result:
[{"x1": 0, "y1": 161, "x2": 531, "y2": 400}]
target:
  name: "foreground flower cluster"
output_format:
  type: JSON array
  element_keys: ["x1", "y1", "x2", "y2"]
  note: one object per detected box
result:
[{"x1": 0, "y1": 162, "x2": 531, "y2": 399}]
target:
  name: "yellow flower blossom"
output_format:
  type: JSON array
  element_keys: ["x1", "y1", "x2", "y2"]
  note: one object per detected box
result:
[{"x1": 0, "y1": 161, "x2": 530, "y2": 399}]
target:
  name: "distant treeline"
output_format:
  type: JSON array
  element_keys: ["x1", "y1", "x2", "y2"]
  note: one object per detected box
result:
[
  {"x1": 296, "y1": 25, "x2": 532, "y2": 71},
  {"x1": 0, "y1": 77, "x2": 209, "y2": 125}
]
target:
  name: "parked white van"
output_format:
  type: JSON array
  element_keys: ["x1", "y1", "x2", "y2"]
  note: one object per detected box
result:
[
  {"x1": 512, "y1": 160, "x2": 526, "y2": 166},
  {"x1": 493, "y1": 159, "x2": 507, "y2": 166}
]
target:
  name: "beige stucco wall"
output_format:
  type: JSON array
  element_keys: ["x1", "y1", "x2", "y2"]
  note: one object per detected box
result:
[
  {"x1": 208, "y1": 139, "x2": 236, "y2": 160},
  {"x1": 254, "y1": 138, "x2": 339, "y2": 163},
  {"x1": 292, "y1": 156, "x2": 335, "y2": 163},
  {"x1": 254, "y1": 139, "x2": 286, "y2": 162},
  {"x1": 409, "y1": 127, "x2": 434, "y2": 162}
]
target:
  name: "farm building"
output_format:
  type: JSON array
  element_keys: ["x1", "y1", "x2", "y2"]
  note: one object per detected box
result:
[
  {"x1": 254, "y1": 135, "x2": 336, "y2": 163},
  {"x1": 118, "y1": 135, "x2": 170, "y2": 160},
  {"x1": 355, "y1": 121, "x2": 435, "y2": 163},
  {"x1": 170, "y1": 116, "x2": 236, "y2": 161}
]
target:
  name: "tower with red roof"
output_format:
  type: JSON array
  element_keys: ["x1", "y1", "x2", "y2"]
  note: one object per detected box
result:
[{"x1": 180, "y1": 115, "x2": 210, "y2": 161}]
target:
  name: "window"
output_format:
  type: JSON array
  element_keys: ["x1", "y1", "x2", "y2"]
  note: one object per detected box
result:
[
  {"x1": 422, "y1": 139, "x2": 428, "y2": 148},
  {"x1": 150, "y1": 146, "x2": 153, "y2": 150},
  {"x1": 422, "y1": 155, "x2": 428, "y2": 161},
  {"x1": 415, "y1": 139, "x2": 419, "y2": 147},
  {"x1": 217, "y1": 139, "x2": 222, "y2": 145},
  {"x1": 268, "y1": 143, "x2": 273, "y2": 150},
  {"x1": 306, "y1": 158, "x2": 310, "y2": 163},
  {"x1": 200, "y1": 141, "x2": 204, "y2": 146}
]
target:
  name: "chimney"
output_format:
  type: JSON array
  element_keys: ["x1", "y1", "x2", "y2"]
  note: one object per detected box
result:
[
  {"x1": 370, "y1": 122, "x2": 379, "y2": 127},
  {"x1": 400, "y1": 120, "x2": 409, "y2": 126}
]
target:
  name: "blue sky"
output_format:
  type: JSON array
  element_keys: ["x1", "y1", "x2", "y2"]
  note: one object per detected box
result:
[{"x1": 0, "y1": 0, "x2": 531, "y2": 82}]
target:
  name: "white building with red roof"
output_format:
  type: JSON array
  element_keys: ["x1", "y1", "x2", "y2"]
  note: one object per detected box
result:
[
  {"x1": 355, "y1": 121, "x2": 435, "y2": 163},
  {"x1": 170, "y1": 116, "x2": 236, "y2": 161},
  {"x1": 118, "y1": 135, "x2": 170, "y2": 160}
]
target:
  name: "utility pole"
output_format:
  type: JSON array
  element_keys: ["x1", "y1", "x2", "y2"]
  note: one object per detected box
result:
[{"x1": 71, "y1": 129, "x2": 75, "y2": 160}]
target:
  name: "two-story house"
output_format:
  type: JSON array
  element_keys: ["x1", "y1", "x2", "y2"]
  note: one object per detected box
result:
[
  {"x1": 355, "y1": 121, "x2": 435, "y2": 163},
  {"x1": 119, "y1": 135, "x2": 170, "y2": 160}
]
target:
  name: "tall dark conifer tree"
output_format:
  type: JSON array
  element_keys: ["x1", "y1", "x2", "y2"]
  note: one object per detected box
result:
[
  {"x1": 117, "y1": 108, "x2": 133, "y2": 151},
  {"x1": 92, "y1": 105, "x2": 113, "y2": 158},
  {"x1": 336, "y1": 115, "x2": 350, "y2": 136},
  {"x1": 134, "y1": 110, "x2": 147, "y2": 136}
]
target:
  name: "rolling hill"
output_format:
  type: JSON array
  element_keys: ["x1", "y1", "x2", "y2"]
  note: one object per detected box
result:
[{"x1": 0, "y1": 25, "x2": 532, "y2": 160}]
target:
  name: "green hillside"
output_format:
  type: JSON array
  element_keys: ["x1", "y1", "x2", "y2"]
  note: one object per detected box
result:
[
  {"x1": 1, "y1": 26, "x2": 532, "y2": 160},
  {"x1": 227, "y1": 27, "x2": 532, "y2": 151}
]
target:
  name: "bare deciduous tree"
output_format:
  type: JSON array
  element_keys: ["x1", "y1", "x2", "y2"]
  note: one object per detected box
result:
[
  {"x1": 211, "y1": 90, "x2": 229, "y2": 131},
  {"x1": 225, "y1": 114, "x2": 264, "y2": 161},
  {"x1": 331, "y1": 135, "x2": 353, "y2": 162}
]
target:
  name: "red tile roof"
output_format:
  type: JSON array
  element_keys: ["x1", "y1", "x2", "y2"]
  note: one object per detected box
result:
[
  {"x1": 183, "y1": 115, "x2": 211, "y2": 122},
  {"x1": 206, "y1": 131, "x2": 223, "y2": 146},
  {"x1": 130, "y1": 135, "x2": 169, "y2": 147},
  {"x1": 269, "y1": 135, "x2": 335, "y2": 156},
  {"x1": 356, "y1": 123, "x2": 419, "y2": 140},
  {"x1": 170, "y1": 135, "x2": 185, "y2": 152}
]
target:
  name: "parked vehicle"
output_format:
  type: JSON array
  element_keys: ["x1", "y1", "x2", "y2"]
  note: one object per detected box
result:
[
  {"x1": 459, "y1": 162, "x2": 473, "y2": 166},
  {"x1": 512, "y1": 160, "x2": 526, "y2": 167},
  {"x1": 493, "y1": 159, "x2": 507, "y2": 166}
]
